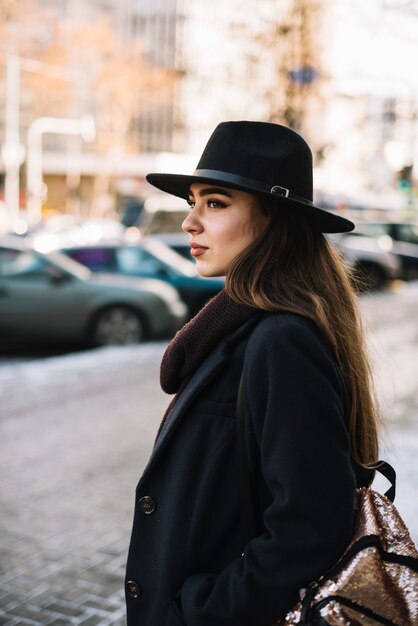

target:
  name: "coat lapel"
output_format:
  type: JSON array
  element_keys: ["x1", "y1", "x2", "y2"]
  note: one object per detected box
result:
[
  {"x1": 138, "y1": 340, "x2": 229, "y2": 484},
  {"x1": 138, "y1": 315, "x2": 262, "y2": 486}
]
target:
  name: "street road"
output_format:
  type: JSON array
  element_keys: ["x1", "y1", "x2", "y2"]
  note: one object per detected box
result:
[{"x1": 0, "y1": 283, "x2": 417, "y2": 624}]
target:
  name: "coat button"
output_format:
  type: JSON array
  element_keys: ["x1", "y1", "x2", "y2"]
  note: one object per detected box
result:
[
  {"x1": 126, "y1": 580, "x2": 142, "y2": 598},
  {"x1": 139, "y1": 495, "x2": 156, "y2": 515}
]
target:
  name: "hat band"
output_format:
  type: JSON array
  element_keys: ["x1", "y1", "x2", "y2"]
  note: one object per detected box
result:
[{"x1": 193, "y1": 169, "x2": 313, "y2": 205}]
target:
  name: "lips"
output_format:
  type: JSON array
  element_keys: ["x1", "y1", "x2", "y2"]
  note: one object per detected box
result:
[{"x1": 190, "y1": 242, "x2": 208, "y2": 257}]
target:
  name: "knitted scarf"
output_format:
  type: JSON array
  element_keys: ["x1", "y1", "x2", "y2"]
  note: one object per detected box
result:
[{"x1": 157, "y1": 289, "x2": 259, "y2": 437}]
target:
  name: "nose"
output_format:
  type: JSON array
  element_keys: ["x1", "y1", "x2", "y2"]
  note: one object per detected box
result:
[{"x1": 182, "y1": 208, "x2": 202, "y2": 234}]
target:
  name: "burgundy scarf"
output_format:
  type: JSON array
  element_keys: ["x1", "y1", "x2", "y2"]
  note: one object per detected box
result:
[{"x1": 157, "y1": 289, "x2": 258, "y2": 438}]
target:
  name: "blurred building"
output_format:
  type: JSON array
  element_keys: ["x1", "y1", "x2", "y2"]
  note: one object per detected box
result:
[
  {"x1": 316, "y1": 0, "x2": 418, "y2": 210},
  {"x1": 41, "y1": 0, "x2": 179, "y2": 153},
  {"x1": 1, "y1": 0, "x2": 418, "y2": 227},
  {"x1": 175, "y1": 0, "x2": 330, "y2": 156}
]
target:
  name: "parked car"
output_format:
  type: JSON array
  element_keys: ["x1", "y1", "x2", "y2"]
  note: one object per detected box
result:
[
  {"x1": 25, "y1": 217, "x2": 126, "y2": 253},
  {"x1": 139, "y1": 193, "x2": 189, "y2": 234},
  {"x1": 353, "y1": 222, "x2": 418, "y2": 280},
  {"x1": 0, "y1": 239, "x2": 187, "y2": 347},
  {"x1": 328, "y1": 232, "x2": 401, "y2": 291},
  {"x1": 153, "y1": 232, "x2": 192, "y2": 260},
  {"x1": 61, "y1": 238, "x2": 225, "y2": 318}
]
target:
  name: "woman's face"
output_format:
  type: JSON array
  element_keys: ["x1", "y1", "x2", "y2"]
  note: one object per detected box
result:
[{"x1": 182, "y1": 183, "x2": 269, "y2": 277}]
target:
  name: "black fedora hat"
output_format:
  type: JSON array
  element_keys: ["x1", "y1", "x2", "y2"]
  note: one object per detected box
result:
[{"x1": 146, "y1": 121, "x2": 354, "y2": 233}]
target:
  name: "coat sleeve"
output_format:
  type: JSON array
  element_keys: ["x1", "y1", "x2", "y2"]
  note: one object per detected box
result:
[{"x1": 178, "y1": 317, "x2": 357, "y2": 626}]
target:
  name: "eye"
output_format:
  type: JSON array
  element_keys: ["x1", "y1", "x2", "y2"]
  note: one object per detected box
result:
[
  {"x1": 186, "y1": 199, "x2": 195, "y2": 208},
  {"x1": 207, "y1": 199, "x2": 226, "y2": 208}
]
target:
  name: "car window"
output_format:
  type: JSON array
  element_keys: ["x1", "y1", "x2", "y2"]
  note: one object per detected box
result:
[
  {"x1": 46, "y1": 251, "x2": 91, "y2": 280},
  {"x1": 67, "y1": 247, "x2": 115, "y2": 271},
  {"x1": 117, "y1": 247, "x2": 166, "y2": 275},
  {"x1": 143, "y1": 238, "x2": 196, "y2": 277},
  {"x1": 0, "y1": 248, "x2": 45, "y2": 277},
  {"x1": 396, "y1": 224, "x2": 418, "y2": 245}
]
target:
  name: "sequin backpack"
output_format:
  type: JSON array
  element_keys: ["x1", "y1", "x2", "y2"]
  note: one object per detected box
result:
[
  {"x1": 237, "y1": 383, "x2": 418, "y2": 625},
  {"x1": 278, "y1": 462, "x2": 418, "y2": 626}
]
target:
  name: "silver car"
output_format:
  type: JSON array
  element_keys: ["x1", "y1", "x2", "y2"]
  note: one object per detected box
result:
[
  {"x1": 328, "y1": 233, "x2": 401, "y2": 290},
  {"x1": 0, "y1": 240, "x2": 187, "y2": 346}
]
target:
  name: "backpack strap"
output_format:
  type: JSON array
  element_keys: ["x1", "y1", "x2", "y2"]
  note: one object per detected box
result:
[{"x1": 374, "y1": 460, "x2": 396, "y2": 502}]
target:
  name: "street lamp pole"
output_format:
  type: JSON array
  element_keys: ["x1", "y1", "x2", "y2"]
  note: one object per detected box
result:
[
  {"x1": 1, "y1": 55, "x2": 85, "y2": 229},
  {"x1": 1, "y1": 54, "x2": 25, "y2": 227},
  {"x1": 26, "y1": 116, "x2": 96, "y2": 223}
]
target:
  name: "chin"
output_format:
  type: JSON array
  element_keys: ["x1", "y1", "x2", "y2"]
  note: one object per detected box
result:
[{"x1": 196, "y1": 262, "x2": 225, "y2": 278}]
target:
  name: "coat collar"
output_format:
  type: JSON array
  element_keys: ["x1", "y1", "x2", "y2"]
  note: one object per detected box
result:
[{"x1": 138, "y1": 315, "x2": 262, "y2": 485}]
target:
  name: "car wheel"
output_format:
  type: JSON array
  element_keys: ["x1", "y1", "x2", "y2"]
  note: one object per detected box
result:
[{"x1": 92, "y1": 306, "x2": 144, "y2": 345}]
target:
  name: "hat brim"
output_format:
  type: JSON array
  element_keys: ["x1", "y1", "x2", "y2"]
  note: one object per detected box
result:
[{"x1": 146, "y1": 172, "x2": 354, "y2": 234}]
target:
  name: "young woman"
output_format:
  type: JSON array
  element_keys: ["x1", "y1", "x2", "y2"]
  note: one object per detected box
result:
[{"x1": 125, "y1": 121, "x2": 379, "y2": 626}]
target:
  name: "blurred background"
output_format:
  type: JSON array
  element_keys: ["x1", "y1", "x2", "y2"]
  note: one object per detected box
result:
[
  {"x1": 1, "y1": 0, "x2": 418, "y2": 230},
  {"x1": 0, "y1": 1, "x2": 417, "y2": 624}
]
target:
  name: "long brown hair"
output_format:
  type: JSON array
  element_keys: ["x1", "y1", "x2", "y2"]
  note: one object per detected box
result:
[{"x1": 226, "y1": 203, "x2": 380, "y2": 467}]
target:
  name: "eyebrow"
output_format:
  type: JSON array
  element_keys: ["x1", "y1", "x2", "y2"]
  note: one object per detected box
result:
[{"x1": 188, "y1": 186, "x2": 233, "y2": 199}]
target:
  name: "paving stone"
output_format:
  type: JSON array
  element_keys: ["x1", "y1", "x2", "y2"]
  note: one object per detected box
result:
[
  {"x1": 1, "y1": 296, "x2": 417, "y2": 625},
  {"x1": 82, "y1": 596, "x2": 119, "y2": 611},
  {"x1": 77, "y1": 617, "x2": 104, "y2": 626},
  {"x1": 7, "y1": 605, "x2": 46, "y2": 622},
  {"x1": 4, "y1": 619, "x2": 42, "y2": 626},
  {"x1": 106, "y1": 619, "x2": 126, "y2": 626},
  {"x1": 42, "y1": 603, "x2": 85, "y2": 618},
  {"x1": 0, "y1": 590, "x2": 17, "y2": 604}
]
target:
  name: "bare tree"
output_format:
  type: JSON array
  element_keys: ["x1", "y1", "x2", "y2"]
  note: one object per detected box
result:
[{"x1": 254, "y1": 0, "x2": 327, "y2": 134}]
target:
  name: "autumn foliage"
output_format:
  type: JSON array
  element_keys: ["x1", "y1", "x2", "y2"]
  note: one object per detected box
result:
[{"x1": 1, "y1": 0, "x2": 177, "y2": 154}]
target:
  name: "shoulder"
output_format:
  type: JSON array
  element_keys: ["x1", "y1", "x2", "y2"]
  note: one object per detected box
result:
[
  {"x1": 246, "y1": 312, "x2": 332, "y2": 358},
  {"x1": 243, "y1": 312, "x2": 347, "y2": 398},
  {"x1": 250, "y1": 311, "x2": 318, "y2": 333},
  {"x1": 242, "y1": 312, "x2": 350, "y2": 433}
]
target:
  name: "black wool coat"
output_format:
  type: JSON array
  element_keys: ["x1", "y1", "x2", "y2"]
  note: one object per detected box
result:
[{"x1": 125, "y1": 313, "x2": 367, "y2": 626}]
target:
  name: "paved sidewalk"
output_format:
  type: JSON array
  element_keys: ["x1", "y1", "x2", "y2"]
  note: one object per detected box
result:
[
  {"x1": 0, "y1": 344, "x2": 169, "y2": 625},
  {"x1": 1, "y1": 284, "x2": 417, "y2": 624}
]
